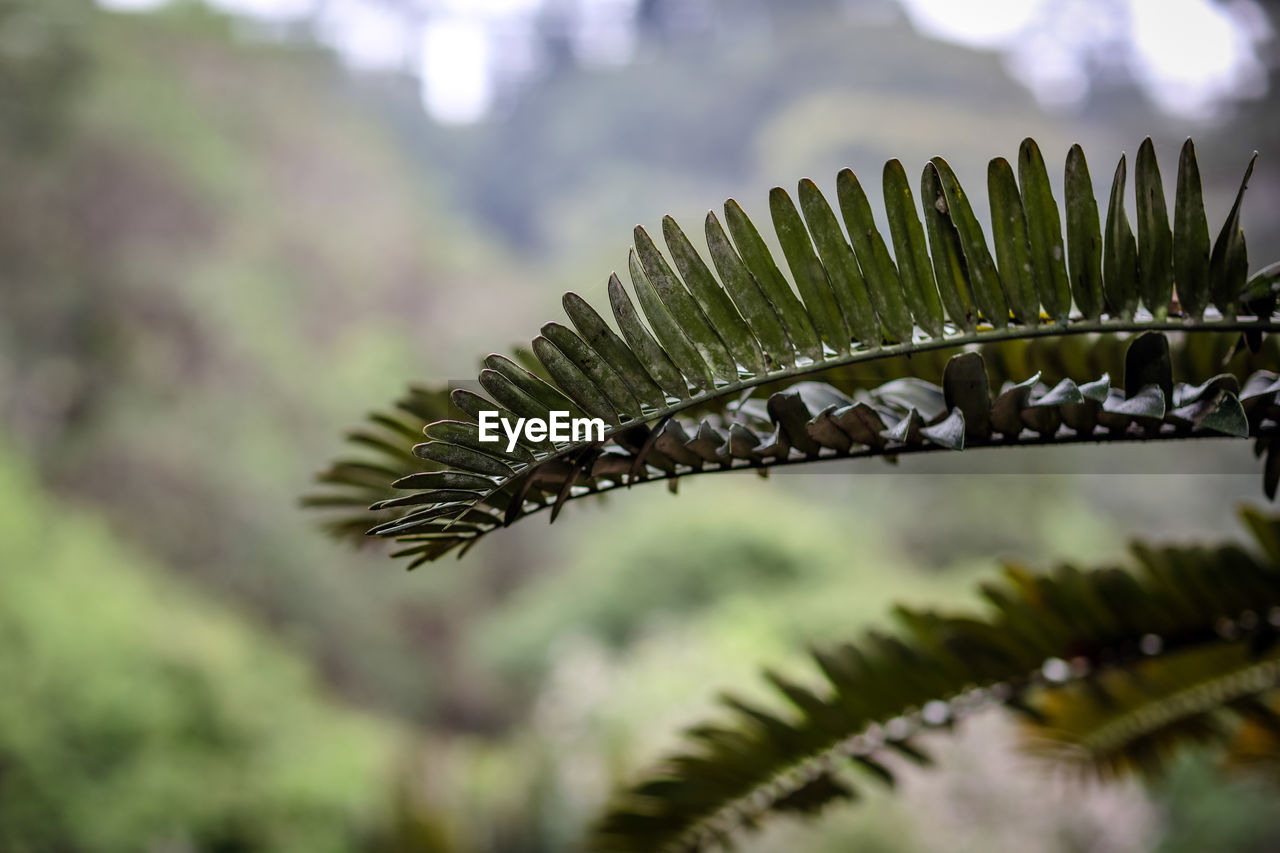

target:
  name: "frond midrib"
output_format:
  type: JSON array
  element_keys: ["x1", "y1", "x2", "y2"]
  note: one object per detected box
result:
[
  {"x1": 448, "y1": 316, "x2": 1280, "y2": 526},
  {"x1": 481, "y1": 426, "x2": 1280, "y2": 544},
  {"x1": 1078, "y1": 652, "x2": 1280, "y2": 755}
]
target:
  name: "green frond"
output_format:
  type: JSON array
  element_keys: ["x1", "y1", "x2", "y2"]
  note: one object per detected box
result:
[
  {"x1": 588, "y1": 508, "x2": 1280, "y2": 853},
  {"x1": 330, "y1": 330, "x2": 1280, "y2": 565},
  {"x1": 312, "y1": 139, "x2": 1278, "y2": 564}
]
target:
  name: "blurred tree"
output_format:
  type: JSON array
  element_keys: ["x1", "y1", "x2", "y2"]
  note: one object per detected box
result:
[
  {"x1": 0, "y1": 0, "x2": 88, "y2": 151},
  {"x1": 0, "y1": 445, "x2": 394, "y2": 852},
  {"x1": 0, "y1": 4, "x2": 502, "y2": 727}
]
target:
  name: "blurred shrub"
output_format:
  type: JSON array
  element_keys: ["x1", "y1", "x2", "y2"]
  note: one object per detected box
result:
[
  {"x1": 0, "y1": 0, "x2": 88, "y2": 150},
  {"x1": 473, "y1": 480, "x2": 862, "y2": 680},
  {"x1": 1153, "y1": 750, "x2": 1280, "y2": 853},
  {"x1": 0, "y1": 446, "x2": 394, "y2": 852},
  {"x1": 0, "y1": 2, "x2": 467, "y2": 724}
]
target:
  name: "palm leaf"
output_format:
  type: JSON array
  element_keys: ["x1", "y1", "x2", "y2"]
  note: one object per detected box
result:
[
  {"x1": 354, "y1": 330, "x2": 1278, "y2": 566},
  {"x1": 589, "y1": 507, "x2": 1280, "y2": 852},
  {"x1": 312, "y1": 139, "x2": 1278, "y2": 564}
]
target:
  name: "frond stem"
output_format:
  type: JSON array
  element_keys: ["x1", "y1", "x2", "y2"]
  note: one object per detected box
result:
[
  {"x1": 447, "y1": 316, "x2": 1279, "y2": 528},
  {"x1": 478, "y1": 427, "x2": 1280, "y2": 545}
]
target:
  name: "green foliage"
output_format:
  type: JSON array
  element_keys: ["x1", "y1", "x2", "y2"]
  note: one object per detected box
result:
[
  {"x1": 475, "y1": 490, "x2": 854, "y2": 680},
  {"x1": 0, "y1": 0, "x2": 88, "y2": 150},
  {"x1": 1153, "y1": 750, "x2": 1280, "y2": 853},
  {"x1": 589, "y1": 507, "x2": 1280, "y2": 852},
  {"x1": 316, "y1": 140, "x2": 1279, "y2": 564},
  {"x1": 13, "y1": 6, "x2": 1279, "y2": 850},
  {"x1": 504, "y1": 525, "x2": 805, "y2": 649},
  {"x1": 0, "y1": 447, "x2": 394, "y2": 852},
  {"x1": 0, "y1": 3, "x2": 512, "y2": 720}
]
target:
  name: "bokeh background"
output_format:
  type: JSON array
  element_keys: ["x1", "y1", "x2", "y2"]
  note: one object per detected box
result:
[{"x1": 2, "y1": 0, "x2": 1279, "y2": 850}]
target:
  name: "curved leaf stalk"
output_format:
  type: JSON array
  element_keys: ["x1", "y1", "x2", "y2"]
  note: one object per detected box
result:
[
  {"x1": 308, "y1": 328, "x2": 1280, "y2": 554},
  {"x1": 1066, "y1": 653, "x2": 1280, "y2": 760},
  {"x1": 370, "y1": 330, "x2": 1280, "y2": 566},
  {"x1": 312, "y1": 139, "x2": 1276, "y2": 564},
  {"x1": 319, "y1": 327, "x2": 1280, "y2": 563}
]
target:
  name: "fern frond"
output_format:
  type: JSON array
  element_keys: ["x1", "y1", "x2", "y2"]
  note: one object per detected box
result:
[
  {"x1": 314, "y1": 139, "x2": 1278, "y2": 563},
  {"x1": 588, "y1": 507, "x2": 1280, "y2": 852},
  {"x1": 357, "y1": 330, "x2": 1278, "y2": 566}
]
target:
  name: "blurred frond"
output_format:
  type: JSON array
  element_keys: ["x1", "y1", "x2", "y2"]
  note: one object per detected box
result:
[{"x1": 589, "y1": 507, "x2": 1280, "y2": 852}]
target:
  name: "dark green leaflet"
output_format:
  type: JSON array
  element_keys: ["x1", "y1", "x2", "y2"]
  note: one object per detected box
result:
[
  {"x1": 1136, "y1": 138, "x2": 1174, "y2": 319},
  {"x1": 1174, "y1": 139, "x2": 1211, "y2": 319},
  {"x1": 627, "y1": 250, "x2": 717, "y2": 391},
  {"x1": 532, "y1": 335, "x2": 620, "y2": 424},
  {"x1": 1064, "y1": 144, "x2": 1104, "y2": 320},
  {"x1": 484, "y1": 353, "x2": 585, "y2": 419},
  {"x1": 563, "y1": 290, "x2": 668, "y2": 406},
  {"x1": 1018, "y1": 138, "x2": 1071, "y2": 323},
  {"x1": 796, "y1": 178, "x2": 881, "y2": 346},
  {"x1": 634, "y1": 226, "x2": 739, "y2": 381},
  {"x1": 540, "y1": 321, "x2": 643, "y2": 419},
  {"x1": 836, "y1": 168, "x2": 914, "y2": 342},
  {"x1": 724, "y1": 198, "x2": 824, "y2": 360},
  {"x1": 392, "y1": 470, "x2": 496, "y2": 491},
  {"x1": 662, "y1": 215, "x2": 767, "y2": 374},
  {"x1": 1104, "y1": 154, "x2": 1139, "y2": 319},
  {"x1": 704, "y1": 211, "x2": 794, "y2": 368},
  {"x1": 450, "y1": 388, "x2": 551, "y2": 452},
  {"x1": 606, "y1": 272, "x2": 691, "y2": 399},
  {"x1": 987, "y1": 157, "x2": 1038, "y2": 323},
  {"x1": 479, "y1": 368, "x2": 553, "y2": 423},
  {"x1": 882, "y1": 159, "x2": 945, "y2": 337},
  {"x1": 770, "y1": 186, "x2": 851, "y2": 351},
  {"x1": 920, "y1": 162, "x2": 975, "y2": 331},
  {"x1": 411, "y1": 441, "x2": 515, "y2": 479},
  {"x1": 1209, "y1": 153, "x2": 1257, "y2": 318},
  {"x1": 423, "y1": 419, "x2": 534, "y2": 464},
  {"x1": 930, "y1": 157, "x2": 1008, "y2": 328}
]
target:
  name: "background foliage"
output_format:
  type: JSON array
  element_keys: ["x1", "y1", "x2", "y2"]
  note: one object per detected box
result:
[
  {"x1": 0, "y1": 445, "x2": 394, "y2": 851},
  {"x1": 2, "y1": 0, "x2": 1280, "y2": 850}
]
